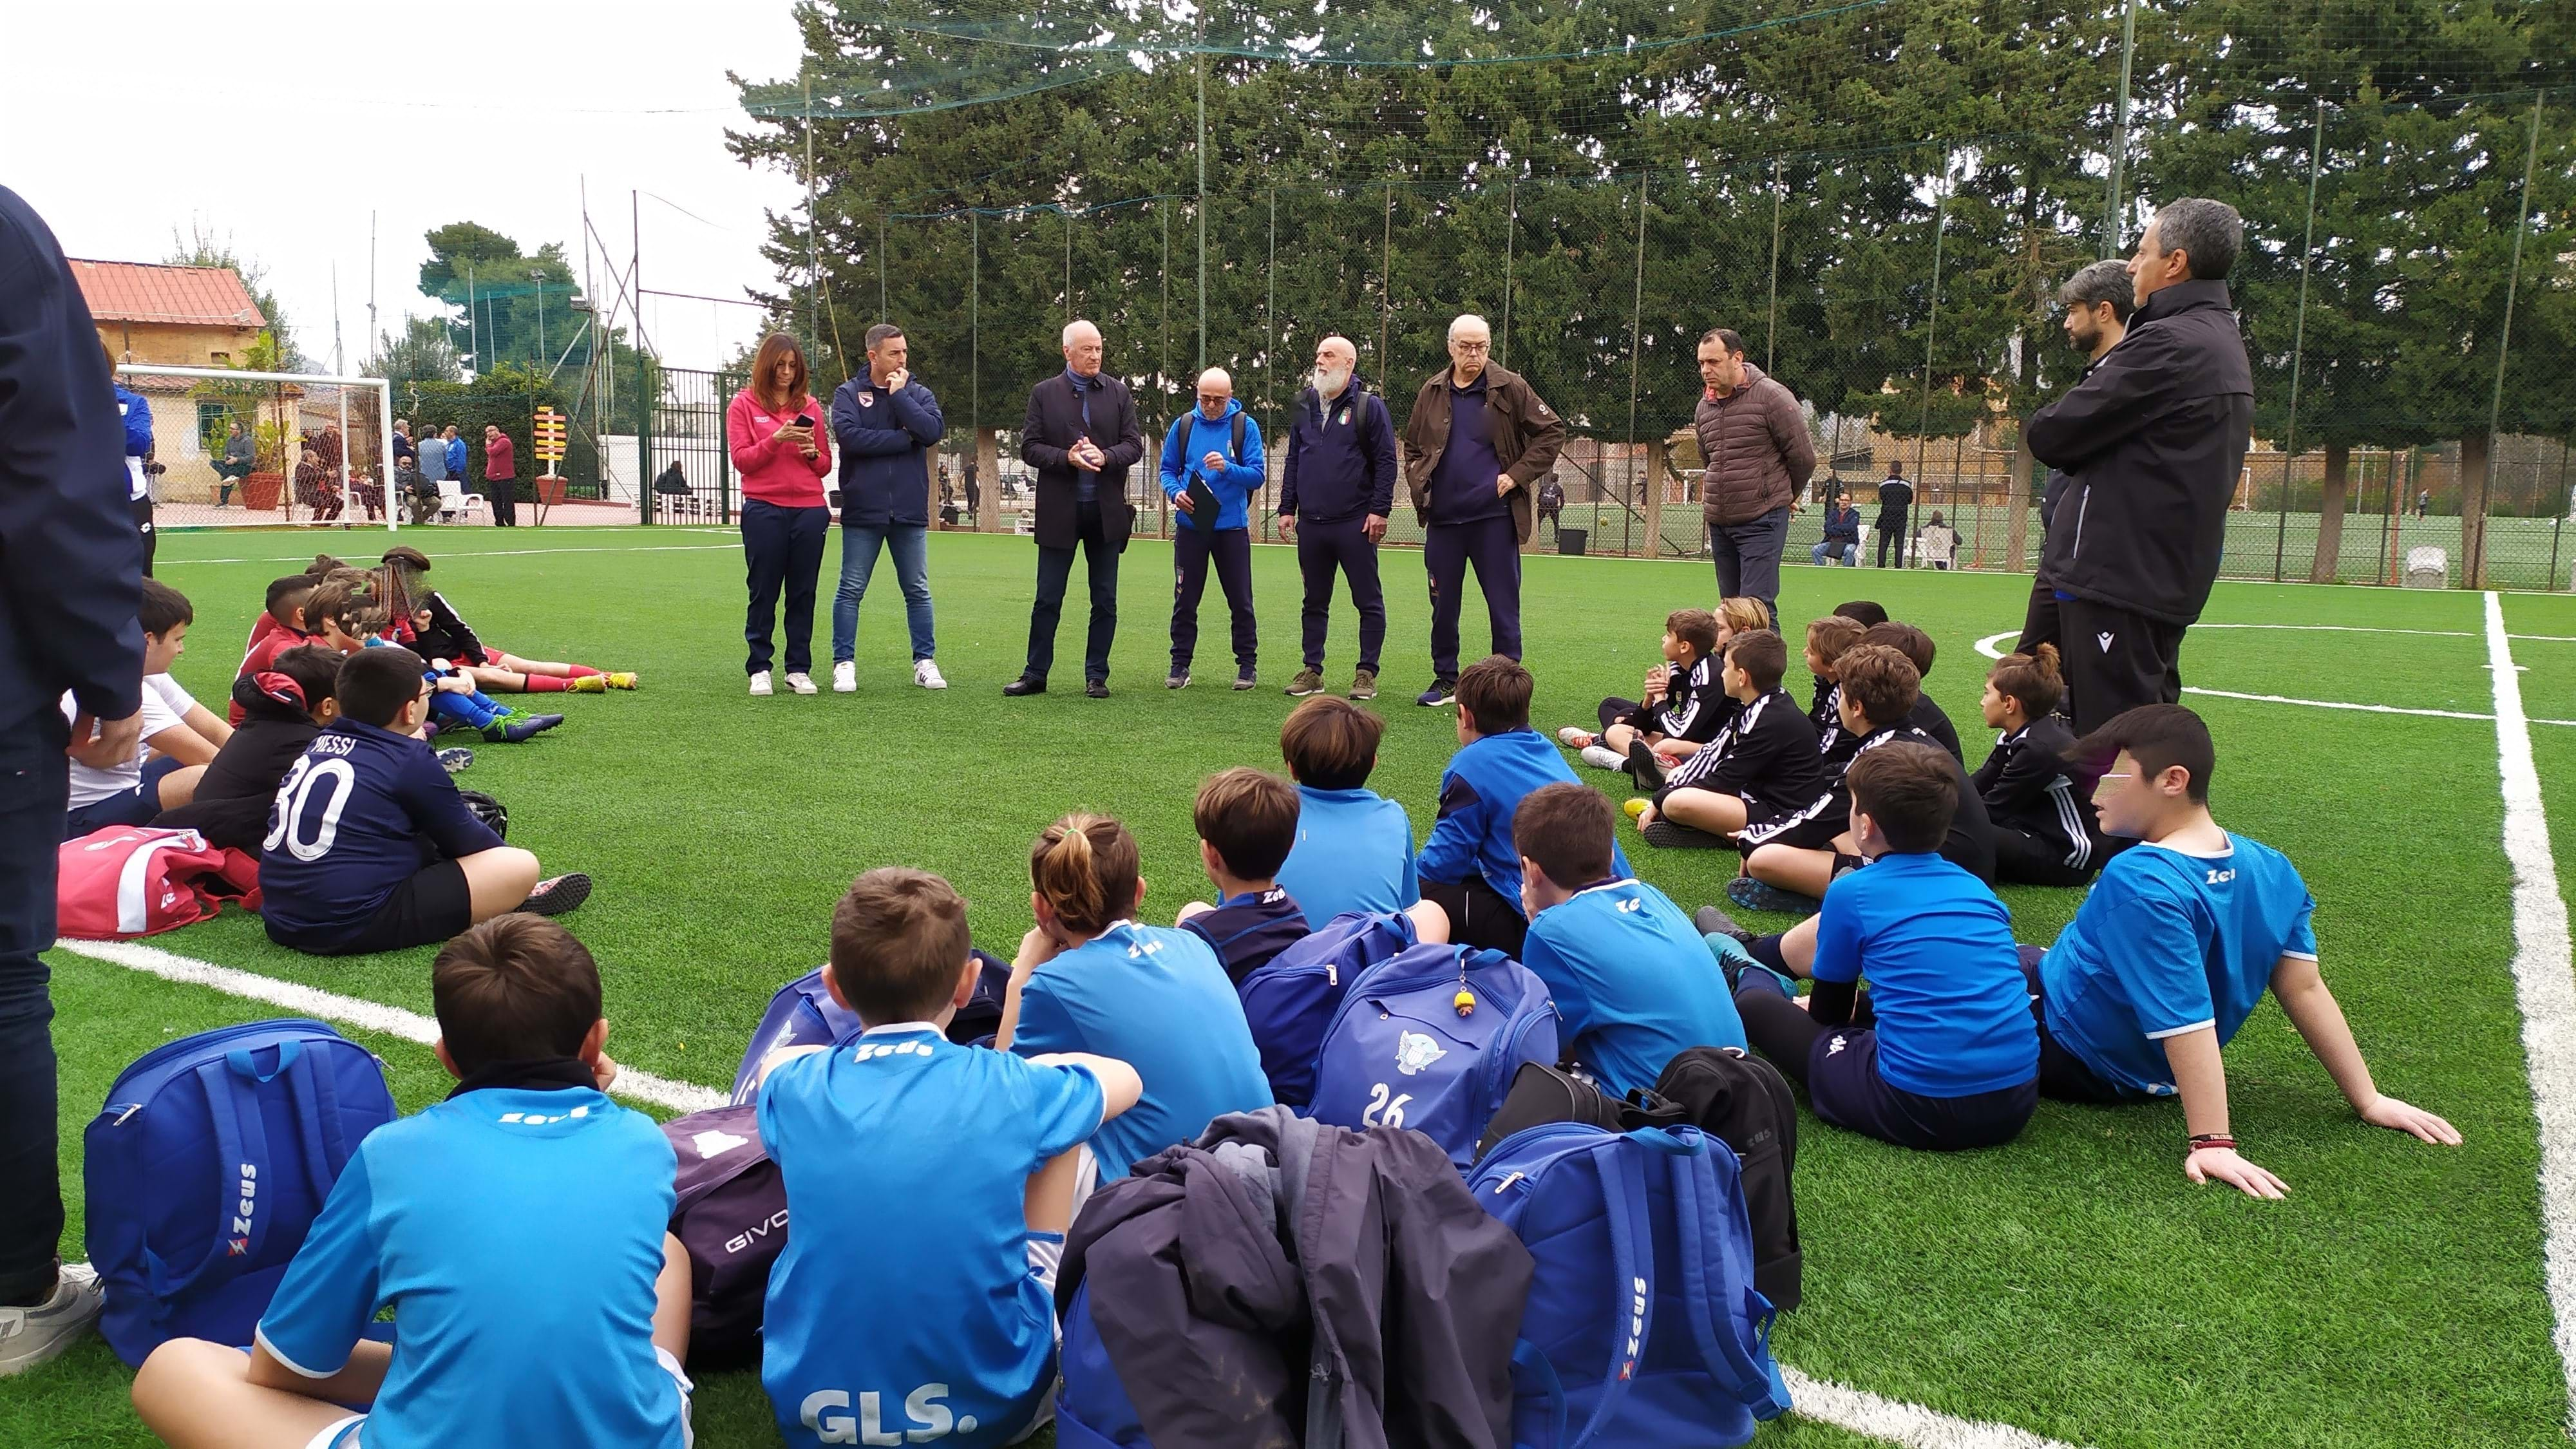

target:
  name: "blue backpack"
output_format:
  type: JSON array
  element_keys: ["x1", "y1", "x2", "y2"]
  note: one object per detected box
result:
[
  {"x1": 732, "y1": 952, "x2": 1012, "y2": 1104},
  {"x1": 1054, "y1": 1281, "x2": 1150, "y2": 1448},
  {"x1": 1237, "y1": 909, "x2": 1415, "y2": 1108},
  {"x1": 84, "y1": 1019, "x2": 397, "y2": 1367},
  {"x1": 1468, "y1": 1124, "x2": 1790, "y2": 1448},
  {"x1": 1308, "y1": 943, "x2": 1558, "y2": 1171}
]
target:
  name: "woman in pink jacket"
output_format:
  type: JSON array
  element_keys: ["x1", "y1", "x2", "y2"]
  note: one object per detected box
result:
[{"x1": 728, "y1": 332, "x2": 834, "y2": 696}]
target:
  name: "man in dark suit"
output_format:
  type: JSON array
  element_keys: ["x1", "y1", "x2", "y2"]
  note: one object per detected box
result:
[
  {"x1": 1009, "y1": 319, "x2": 1147, "y2": 697},
  {"x1": 0, "y1": 184, "x2": 147, "y2": 1369}
]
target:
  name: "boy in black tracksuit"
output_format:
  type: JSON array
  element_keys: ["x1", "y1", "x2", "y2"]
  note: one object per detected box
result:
[
  {"x1": 1861, "y1": 621, "x2": 1964, "y2": 764},
  {"x1": 1638, "y1": 630, "x2": 1830, "y2": 849},
  {"x1": 155, "y1": 647, "x2": 342, "y2": 852},
  {"x1": 1974, "y1": 644, "x2": 2108, "y2": 886},
  {"x1": 1278, "y1": 343, "x2": 1397, "y2": 698}
]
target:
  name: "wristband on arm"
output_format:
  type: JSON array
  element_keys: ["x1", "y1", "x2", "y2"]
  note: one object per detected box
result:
[{"x1": 2186, "y1": 1133, "x2": 2237, "y2": 1155}]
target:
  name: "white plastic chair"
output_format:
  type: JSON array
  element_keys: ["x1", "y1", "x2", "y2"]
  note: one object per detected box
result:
[
  {"x1": 437, "y1": 478, "x2": 491, "y2": 524},
  {"x1": 2404, "y1": 545, "x2": 2447, "y2": 589}
]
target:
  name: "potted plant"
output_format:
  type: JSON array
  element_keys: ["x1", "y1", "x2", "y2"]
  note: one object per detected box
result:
[{"x1": 241, "y1": 415, "x2": 293, "y2": 510}]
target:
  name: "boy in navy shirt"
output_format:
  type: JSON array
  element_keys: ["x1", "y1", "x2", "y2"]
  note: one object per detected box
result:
[
  {"x1": 1274, "y1": 696, "x2": 1425, "y2": 927},
  {"x1": 2026, "y1": 705, "x2": 2459, "y2": 1197},
  {"x1": 1417, "y1": 655, "x2": 1629, "y2": 956},
  {"x1": 1175, "y1": 767, "x2": 1314, "y2": 978},
  {"x1": 1730, "y1": 744, "x2": 2039, "y2": 1151},
  {"x1": 761, "y1": 868, "x2": 1141, "y2": 1449},
  {"x1": 1515, "y1": 783, "x2": 1745, "y2": 1094},
  {"x1": 1639, "y1": 629, "x2": 1830, "y2": 849},
  {"x1": 260, "y1": 647, "x2": 586, "y2": 956},
  {"x1": 132, "y1": 916, "x2": 696, "y2": 1449}
]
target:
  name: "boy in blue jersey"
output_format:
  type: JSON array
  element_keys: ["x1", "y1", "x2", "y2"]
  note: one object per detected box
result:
[
  {"x1": 260, "y1": 647, "x2": 587, "y2": 956},
  {"x1": 1160, "y1": 368, "x2": 1267, "y2": 690},
  {"x1": 1728, "y1": 744, "x2": 2039, "y2": 1150},
  {"x1": 1001, "y1": 812, "x2": 1273, "y2": 1182},
  {"x1": 2026, "y1": 705, "x2": 2459, "y2": 1197},
  {"x1": 131, "y1": 916, "x2": 696, "y2": 1449},
  {"x1": 759, "y1": 868, "x2": 1142, "y2": 1449},
  {"x1": 1275, "y1": 696, "x2": 1426, "y2": 928},
  {"x1": 1175, "y1": 767, "x2": 1315, "y2": 979},
  {"x1": 1513, "y1": 783, "x2": 1744, "y2": 1094},
  {"x1": 1419, "y1": 655, "x2": 1629, "y2": 956}
]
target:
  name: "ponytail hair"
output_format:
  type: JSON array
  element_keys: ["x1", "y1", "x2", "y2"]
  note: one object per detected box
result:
[
  {"x1": 1030, "y1": 812, "x2": 1141, "y2": 938},
  {"x1": 1988, "y1": 643, "x2": 2065, "y2": 719}
]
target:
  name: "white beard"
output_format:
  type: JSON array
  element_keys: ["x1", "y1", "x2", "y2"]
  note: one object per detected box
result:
[{"x1": 1313, "y1": 368, "x2": 1350, "y2": 399}]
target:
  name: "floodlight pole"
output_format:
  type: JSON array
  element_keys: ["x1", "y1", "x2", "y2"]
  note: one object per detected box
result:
[
  {"x1": 1195, "y1": 6, "x2": 1208, "y2": 373},
  {"x1": 2102, "y1": 0, "x2": 2138, "y2": 258},
  {"x1": 2474, "y1": 88, "x2": 2546, "y2": 589},
  {"x1": 2271, "y1": 99, "x2": 2325, "y2": 583},
  {"x1": 1766, "y1": 157, "x2": 1785, "y2": 372},
  {"x1": 806, "y1": 73, "x2": 821, "y2": 350}
]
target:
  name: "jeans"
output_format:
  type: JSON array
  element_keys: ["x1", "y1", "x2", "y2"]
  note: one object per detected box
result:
[
  {"x1": 742, "y1": 499, "x2": 830, "y2": 676},
  {"x1": 1296, "y1": 516, "x2": 1385, "y2": 674},
  {"x1": 1171, "y1": 525, "x2": 1256, "y2": 674},
  {"x1": 1424, "y1": 515, "x2": 1521, "y2": 681},
  {"x1": 1810, "y1": 541, "x2": 1857, "y2": 567},
  {"x1": 0, "y1": 718, "x2": 70, "y2": 1305},
  {"x1": 1709, "y1": 506, "x2": 1789, "y2": 627},
  {"x1": 833, "y1": 522, "x2": 936, "y2": 663},
  {"x1": 1027, "y1": 500, "x2": 1121, "y2": 683}
]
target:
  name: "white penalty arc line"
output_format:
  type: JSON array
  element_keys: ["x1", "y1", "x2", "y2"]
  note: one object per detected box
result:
[
  {"x1": 2484, "y1": 591, "x2": 2576, "y2": 1435},
  {"x1": 53, "y1": 937, "x2": 727, "y2": 1116},
  {"x1": 1969, "y1": 631, "x2": 2576, "y2": 727},
  {"x1": 53, "y1": 942, "x2": 2094, "y2": 1449}
]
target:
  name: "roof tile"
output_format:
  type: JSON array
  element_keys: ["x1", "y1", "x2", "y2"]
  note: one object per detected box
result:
[{"x1": 70, "y1": 260, "x2": 267, "y2": 328}]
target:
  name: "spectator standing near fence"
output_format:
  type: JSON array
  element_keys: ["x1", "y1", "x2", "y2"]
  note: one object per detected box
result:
[
  {"x1": 827, "y1": 322, "x2": 946, "y2": 694},
  {"x1": 730, "y1": 332, "x2": 834, "y2": 697},
  {"x1": 1694, "y1": 327, "x2": 1814, "y2": 629},
  {"x1": 481, "y1": 424, "x2": 518, "y2": 527},
  {"x1": 415, "y1": 420, "x2": 449, "y2": 487},
  {"x1": 444, "y1": 425, "x2": 465, "y2": 487},
  {"x1": 2019, "y1": 260, "x2": 2133, "y2": 665},
  {"x1": 2025, "y1": 197, "x2": 2253, "y2": 735},
  {"x1": 1876, "y1": 463, "x2": 1914, "y2": 569},
  {"x1": 1280, "y1": 335, "x2": 1395, "y2": 701}
]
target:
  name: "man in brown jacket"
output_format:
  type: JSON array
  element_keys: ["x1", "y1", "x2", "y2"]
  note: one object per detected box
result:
[
  {"x1": 1400, "y1": 314, "x2": 1566, "y2": 706},
  {"x1": 1694, "y1": 328, "x2": 1815, "y2": 626}
]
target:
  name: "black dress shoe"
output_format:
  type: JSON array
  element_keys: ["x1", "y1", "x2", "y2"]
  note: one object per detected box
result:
[
  {"x1": 1085, "y1": 679, "x2": 1111, "y2": 699},
  {"x1": 1003, "y1": 676, "x2": 1046, "y2": 697}
]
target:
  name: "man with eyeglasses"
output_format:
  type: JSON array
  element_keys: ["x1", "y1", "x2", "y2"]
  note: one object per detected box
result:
[
  {"x1": 1399, "y1": 314, "x2": 1565, "y2": 708},
  {"x1": 1157, "y1": 366, "x2": 1266, "y2": 690}
]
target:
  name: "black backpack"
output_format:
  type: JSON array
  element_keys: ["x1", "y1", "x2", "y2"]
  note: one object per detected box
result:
[
  {"x1": 1653, "y1": 1047, "x2": 1801, "y2": 1311},
  {"x1": 1471, "y1": 1060, "x2": 1690, "y2": 1162}
]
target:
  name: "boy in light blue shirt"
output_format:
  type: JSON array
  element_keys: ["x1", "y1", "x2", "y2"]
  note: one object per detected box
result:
[
  {"x1": 1274, "y1": 696, "x2": 1432, "y2": 929},
  {"x1": 758, "y1": 867, "x2": 1141, "y2": 1449},
  {"x1": 1160, "y1": 368, "x2": 1267, "y2": 689},
  {"x1": 1514, "y1": 782, "x2": 1744, "y2": 1095},
  {"x1": 131, "y1": 918, "x2": 693, "y2": 1449}
]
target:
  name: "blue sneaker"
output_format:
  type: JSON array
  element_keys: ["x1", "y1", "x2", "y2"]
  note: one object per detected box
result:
[
  {"x1": 1416, "y1": 680, "x2": 1456, "y2": 708},
  {"x1": 1726, "y1": 875, "x2": 1821, "y2": 917}
]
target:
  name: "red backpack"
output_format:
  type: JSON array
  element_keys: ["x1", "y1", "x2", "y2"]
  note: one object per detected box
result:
[{"x1": 57, "y1": 826, "x2": 262, "y2": 940}]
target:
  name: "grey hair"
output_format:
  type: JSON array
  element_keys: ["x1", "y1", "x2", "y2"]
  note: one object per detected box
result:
[
  {"x1": 2058, "y1": 259, "x2": 2136, "y2": 321},
  {"x1": 1448, "y1": 313, "x2": 1490, "y2": 342},
  {"x1": 1062, "y1": 318, "x2": 1101, "y2": 346},
  {"x1": 2151, "y1": 198, "x2": 2242, "y2": 281}
]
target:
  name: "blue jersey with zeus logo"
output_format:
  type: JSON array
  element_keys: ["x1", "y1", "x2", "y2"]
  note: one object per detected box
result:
[
  {"x1": 257, "y1": 718, "x2": 501, "y2": 949},
  {"x1": 1520, "y1": 878, "x2": 1746, "y2": 1095},
  {"x1": 759, "y1": 1028, "x2": 1104, "y2": 1449},
  {"x1": 255, "y1": 1086, "x2": 685, "y2": 1449}
]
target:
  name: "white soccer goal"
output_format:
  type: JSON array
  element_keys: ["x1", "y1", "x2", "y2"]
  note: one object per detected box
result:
[{"x1": 113, "y1": 364, "x2": 401, "y2": 533}]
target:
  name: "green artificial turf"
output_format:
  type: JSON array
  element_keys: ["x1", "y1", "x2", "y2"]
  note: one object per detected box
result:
[{"x1": 6, "y1": 524, "x2": 2570, "y2": 1448}]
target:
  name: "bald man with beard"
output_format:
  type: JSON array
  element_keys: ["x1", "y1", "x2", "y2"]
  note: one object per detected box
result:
[{"x1": 1157, "y1": 366, "x2": 1268, "y2": 690}]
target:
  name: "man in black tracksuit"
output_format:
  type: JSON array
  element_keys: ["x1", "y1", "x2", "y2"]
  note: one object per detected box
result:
[
  {"x1": 2020, "y1": 259, "x2": 2134, "y2": 684},
  {"x1": 1875, "y1": 464, "x2": 1913, "y2": 568},
  {"x1": 2025, "y1": 198, "x2": 2254, "y2": 736},
  {"x1": 1278, "y1": 336, "x2": 1396, "y2": 699}
]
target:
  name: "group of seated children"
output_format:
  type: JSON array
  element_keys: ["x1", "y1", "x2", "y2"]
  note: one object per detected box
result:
[
  {"x1": 59, "y1": 580, "x2": 225, "y2": 839},
  {"x1": 1555, "y1": 598, "x2": 1770, "y2": 782},
  {"x1": 120, "y1": 687, "x2": 2466, "y2": 1449}
]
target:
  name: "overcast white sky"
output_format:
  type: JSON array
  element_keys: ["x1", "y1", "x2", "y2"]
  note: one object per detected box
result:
[{"x1": 1, "y1": 0, "x2": 807, "y2": 372}]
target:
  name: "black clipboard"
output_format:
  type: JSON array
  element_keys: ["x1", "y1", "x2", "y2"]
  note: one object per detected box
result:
[{"x1": 1184, "y1": 475, "x2": 1220, "y2": 527}]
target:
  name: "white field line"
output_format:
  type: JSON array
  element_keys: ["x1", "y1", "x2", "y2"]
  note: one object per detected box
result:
[
  {"x1": 170, "y1": 542, "x2": 742, "y2": 565},
  {"x1": 53, "y1": 937, "x2": 726, "y2": 1116},
  {"x1": 1968, "y1": 630, "x2": 2576, "y2": 726},
  {"x1": 54, "y1": 940, "x2": 2098, "y2": 1449},
  {"x1": 2483, "y1": 591, "x2": 2576, "y2": 1435}
]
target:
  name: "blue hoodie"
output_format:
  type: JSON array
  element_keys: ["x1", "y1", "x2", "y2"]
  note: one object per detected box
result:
[{"x1": 1157, "y1": 399, "x2": 1265, "y2": 532}]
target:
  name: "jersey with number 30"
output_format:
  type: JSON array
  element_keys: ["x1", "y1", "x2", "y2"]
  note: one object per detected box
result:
[{"x1": 258, "y1": 718, "x2": 502, "y2": 947}]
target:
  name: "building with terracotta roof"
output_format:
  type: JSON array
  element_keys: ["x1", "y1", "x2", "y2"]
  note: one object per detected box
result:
[{"x1": 71, "y1": 258, "x2": 267, "y2": 369}]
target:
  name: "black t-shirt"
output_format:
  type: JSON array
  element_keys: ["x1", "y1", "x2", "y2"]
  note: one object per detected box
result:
[{"x1": 1181, "y1": 887, "x2": 1312, "y2": 984}]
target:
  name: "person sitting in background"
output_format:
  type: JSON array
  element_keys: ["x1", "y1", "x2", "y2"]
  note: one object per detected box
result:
[
  {"x1": 155, "y1": 645, "x2": 343, "y2": 851},
  {"x1": 757, "y1": 867, "x2": 1141, "y2": 1449},
  {"x1": 292, "y1": 447, "x2": 343, "y2": 523},
  {"x1": 1515, "y1": 783, "x2": 1745, "y2": 1095},
  {"x1": 1273, "y1": 696, "x2": 1428, "y2": 929},
  {"x1": 1975, "y1": 645, "x2": 2109, "y2": 887},
  {"x1": 1417, "y1": 655, "x2": 1629, "y2": 956},
  {"x1": 1916, "y1": 511, "x2": 1959, "y2": 571},
  {"x1": 58, "y1": 580, "x2": 219, "y2": 838},
  {"x1": 1175, "y1": 768, "x2": 1315, "y2": 981},
  {"x1": 214, "y1": 420, "x2": 253, "y2": 506},
  {"x1": 999, "y1": 813, "x2": 1271, "y2": 1185},
  {"x1": 381, "y1": 546, "x2": 637, "y2": 694},
  {"x1": 131, "y1": 916, "x2": 695, "y2": 1449},
  {"x1": 1810, "y1": 500, "x2": 1861, "y2": 567}
]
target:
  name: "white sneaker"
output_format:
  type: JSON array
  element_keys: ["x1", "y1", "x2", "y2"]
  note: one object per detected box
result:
[
  {"x1": 784, "y1": 672, "x2": 818, "y2": 696},
  {"x1": 748, "y1": 670, "x2": 773, "y2": 697},
  {"x1": 1580, "y1": 744, "x2": 1626, "y2": 771},
  {"x1": 914, "y1": 659, "x2": 948, "y2": 690},
  {"x1": 0, "y1": 1263, "x2": 103, "y2": 1378},
  {"x1": 1557, "y1": 726, "x2": 1595, "y2": 747},
  {"x1": 831, "y1": 661, "x2": 857, "y2": 694}
]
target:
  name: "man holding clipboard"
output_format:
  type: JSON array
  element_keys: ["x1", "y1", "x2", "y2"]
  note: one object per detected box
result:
[{"x1": 1158, "y1": 366, "x2": 1267, "y2": 691}]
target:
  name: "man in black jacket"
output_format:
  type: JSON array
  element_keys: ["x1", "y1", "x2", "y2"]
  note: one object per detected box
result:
[
  {"x1": 1874, "y1": 464, "x2": 1913, "y2": 568},
  {"x1": 2025, "y1": 198, "x2": 2253, "y2": 735},
  {"x1": 1010, "y1": 319, "x2": 1147, "y2": 697},
  {"x1": 1277, "y1": 335, "x2": 1396, "y2": 701},
  {"x1": 2019, "y1": 260, "x2": 2135, "y2": 674},
  {"x1": 0, "y1": 184, "x2": 147, "y2": 1372}
]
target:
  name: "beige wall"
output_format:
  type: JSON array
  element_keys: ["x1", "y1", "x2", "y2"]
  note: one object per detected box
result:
[{"x1": 96, "y1": 321, "x2": 263, "y2": 369}]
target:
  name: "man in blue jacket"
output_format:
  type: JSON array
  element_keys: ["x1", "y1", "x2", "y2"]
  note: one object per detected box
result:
[
  {"x1": 1160, "y1": 367, "x2": 1265, "y2": 691},
  {"x1": 829, "y1": 323, "x2": 947, "y2": 693},
  {"x1": 113, "y1": 368, "x2": 154, "y2": 575},
  {"x1": 1278, "y1": 335, "x2": 1394, "y2": 701},
  {"x1": 0, "y1": 184, "x2": 147, "y2": 1372}
]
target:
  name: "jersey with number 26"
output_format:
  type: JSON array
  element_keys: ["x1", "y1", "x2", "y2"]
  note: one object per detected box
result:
[{"x1": 258, "y1": 718, "x2": 502, "y2": 943}]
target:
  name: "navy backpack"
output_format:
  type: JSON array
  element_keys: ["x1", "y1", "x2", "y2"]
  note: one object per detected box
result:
[
  {"x1": 85, "y1": 1019, "x2": 396, "y2": 1367},
  {"x1": 1468, "y1": 1123, "x2": 1790, "y2": 1448},
  {"x1": 1308, "y1": 943, "x2": 1558, "y2": 1171},
  {"x1": 732, "y1": 951, "x2": 1011, "y2": 1104},
  {"x1": 1054, "y1": 1281, "x2": 1150, "y2": 1448},
  {"x1": 1236, "y1": 908, "x2": 1415, "y2": 1108}
]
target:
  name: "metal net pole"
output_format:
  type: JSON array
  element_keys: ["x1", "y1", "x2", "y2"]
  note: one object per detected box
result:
[{"x1": 2271, "y1": 99, "x2": 2325, "y2": 583}]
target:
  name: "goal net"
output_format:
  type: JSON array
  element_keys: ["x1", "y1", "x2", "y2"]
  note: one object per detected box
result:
[{"x1": 114, "y1": 365, "x2": 402, "y2": 532}]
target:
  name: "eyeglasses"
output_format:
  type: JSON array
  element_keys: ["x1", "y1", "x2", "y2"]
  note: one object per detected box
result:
[
  {"x1": 1197, "y1": 395, "x2": 1227, "y2": 406},
  {"x1": 1452, "y1": 341, "x2": 1490, "y2": 354}
]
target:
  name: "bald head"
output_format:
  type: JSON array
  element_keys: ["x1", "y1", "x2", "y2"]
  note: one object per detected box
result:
[
  {"x1": 1195, "y1": 368, "x2": 1234, "y2": 419},
  {"x1": 1447, "y1": 313, "x2": 1492, "y2": 384},
  {"x1": 1062, "y1": 319, "x2": 1103, "y2": 377},
  {"x1": 1312, "y1": 336, "x2": 1357, "y2": 400}
]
